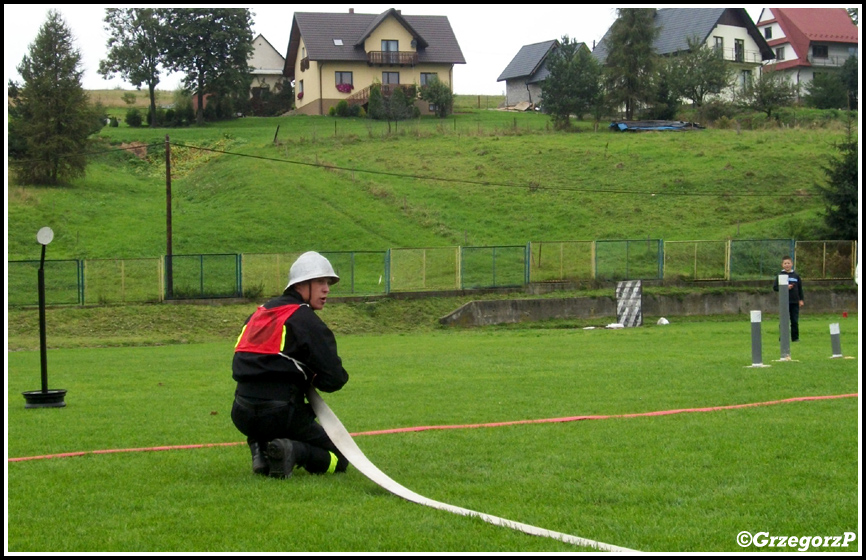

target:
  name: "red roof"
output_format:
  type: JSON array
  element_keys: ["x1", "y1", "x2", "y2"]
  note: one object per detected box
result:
[{"x1": 764, "y1": 8, "x2": 857, "y2": 68}]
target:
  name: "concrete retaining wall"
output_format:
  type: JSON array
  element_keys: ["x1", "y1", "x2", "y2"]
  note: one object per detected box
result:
[{"x1": 439, "y1": 290, "x2": 858, "y2": 327}]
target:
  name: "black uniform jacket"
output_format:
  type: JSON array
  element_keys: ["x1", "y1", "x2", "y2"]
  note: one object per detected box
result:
[
  {"x1": 232, "y1": 289, "x2": 348, "y2": 401},
  {"x1": 773, "y1": 269, "x2": 804, "y2": 303}
]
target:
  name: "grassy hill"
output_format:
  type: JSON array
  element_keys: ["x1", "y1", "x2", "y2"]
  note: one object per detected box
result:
[{"x1": 6, "y1": 92, "x2": 852, "y2": 261}]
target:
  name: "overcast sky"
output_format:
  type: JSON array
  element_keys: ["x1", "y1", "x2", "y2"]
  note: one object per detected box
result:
[{"x1": 4, "y1": 4, "x2": 772, "y2": 96}]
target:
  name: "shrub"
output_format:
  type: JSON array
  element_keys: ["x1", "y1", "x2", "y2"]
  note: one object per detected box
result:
[
  {"x1": 698, "y1": 99, "x2": 737, "y2": 124},
  {"x1": 125, "y1": 108, "x2": 143, "y2": 128},
  {"x1": 335, "y1": 99, "x2": 350, "y2": 117}
]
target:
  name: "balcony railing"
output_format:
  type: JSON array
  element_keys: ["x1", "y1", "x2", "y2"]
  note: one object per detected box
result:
[
  {"x1": 346, "y1": 83, "x2": 417, "y2": 106},
  {"x1": 713, "y1": 47, "x2": 764, "y2": 64},
  {"x1": 367, "y1": 51, "x2": 418, "y2": 66},
  {"x1": 808, "y1": 54, "x2": 849, "y2": 67}
]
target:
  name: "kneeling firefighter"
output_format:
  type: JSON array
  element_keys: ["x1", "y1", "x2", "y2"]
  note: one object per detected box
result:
[{"x1": 231, "y1": 251, "x2": 350, "y2": 478}]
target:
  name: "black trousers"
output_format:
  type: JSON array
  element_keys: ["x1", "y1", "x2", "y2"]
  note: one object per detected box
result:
[
  {"x1": 231, "y1": 392, "x2": 348, "y2": 474},
  {"x1": 788, "y1": 302, "x2": 800, "y2": 341}
]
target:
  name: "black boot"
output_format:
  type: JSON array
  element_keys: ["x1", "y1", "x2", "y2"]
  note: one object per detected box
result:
[
  {"x1": 266, "y1": 439, "x2": 297, "y2": 479},
  {"x1": 248, "y1": 439, "x2": 269, "y2": 476}
]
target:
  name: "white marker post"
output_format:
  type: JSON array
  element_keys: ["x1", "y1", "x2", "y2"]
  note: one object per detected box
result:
[
  {"x1": 747, "y1": 311, "x2": 770, "y2": 368},
  {"x1": 778, "y1": 274, "x2": 791, "y2": 360},
  {"x1": 829, "y1": 323, "x2": 843, "y2": 358}
]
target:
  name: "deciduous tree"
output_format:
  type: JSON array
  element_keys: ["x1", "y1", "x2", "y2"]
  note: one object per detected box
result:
[
  {"x1": 165, "y1": 8, "x2": 254, "y2": 124},
  {"x1": 419, "y1": 76, "x2": 455, "y2": 118},
  {"x1": 741, "y1": 69, "x2": 796, "y2": 119},
  {"x1": 99, "y1": 8, "x2": 170, "y2": 126},
  {"x1": 667, "y1": 36, "x2": 732, "y2": 107}
]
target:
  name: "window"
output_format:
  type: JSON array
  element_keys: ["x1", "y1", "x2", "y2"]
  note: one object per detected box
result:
[
  {"x1": 775, "y1": 47, "x2": 785, "y2": 61},
  {"x1": 298, "y1": 80, "x2": 304, "y2": 100},
  {"x1": 335, "y1": 72, "x2": 353, "y2": 94},
  {"x1": 714, "y1": 36, "x2": 724, "y2": 54},
  {"x1": 333, "y1": 39, "x2": 343, "y2": 46},
  {"x1": 739, "y1": 69, "x2": 752, "y2": 91},
  {"x1": 382, "y1": 40, "x2": 398, "y2": 64},
  {"x1": 735, "y1": 39, "x2": 745, "y2": 62},
  {"x1": 812, "y1": 45, "x2": 829, "y2": 58},
  {"x1": 764, "y1": 27, "x2": 772, "y2": 39},
  {"x1": 420, "y1": 72, "x2": 438, "y2": 86},
  {"x1": 382, "y1": 72, "x2": 399, "y2": 85}
]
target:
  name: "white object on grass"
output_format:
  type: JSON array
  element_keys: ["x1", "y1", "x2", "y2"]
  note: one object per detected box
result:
[{"x1": 308, "y1": 387, "x2": 637, "y2": 552}]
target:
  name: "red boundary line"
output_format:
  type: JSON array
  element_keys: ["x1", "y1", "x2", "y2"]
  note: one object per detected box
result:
[{"x1": 8, "y1": 394, "x2": 858, "y2": 463}]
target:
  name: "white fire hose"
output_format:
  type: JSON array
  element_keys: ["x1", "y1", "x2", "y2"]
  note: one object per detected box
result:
[{"x1": 308, "y1": 388, "x2": 636, "y2": 552}]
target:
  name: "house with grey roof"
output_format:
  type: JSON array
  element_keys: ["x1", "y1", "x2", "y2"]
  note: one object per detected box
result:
[
  {"x1": 756, "y1": 8, "x2": 858, "y2": 103},
  {"x1": 496, "y1": 40, "x2": 592, "y2": 108},
  {"x1": 593, "y1": 8, "x2": 774, "y2": 96},
  {"x1": 284, "y1": 8, "x2": 465, "y2": 115}
]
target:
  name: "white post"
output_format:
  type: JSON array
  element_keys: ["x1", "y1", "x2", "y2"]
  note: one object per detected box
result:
[
  {"x1": 829, "y1": 323, "x2": 844, "y2": 358},
  {"x1": 747, "y1": 310, "x2": 770, "y2": 368},
  {"x1": 778, "y1": 274, "x2": 791, "y2": 359}
]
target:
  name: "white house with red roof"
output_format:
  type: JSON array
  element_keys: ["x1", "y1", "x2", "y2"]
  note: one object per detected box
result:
[{"x1": 756, "y1": 8, "x2": 858, "y2": 100}]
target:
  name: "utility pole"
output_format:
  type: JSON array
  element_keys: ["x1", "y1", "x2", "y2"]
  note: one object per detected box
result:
[{"x1": 165, "y1": 135, "x2": 173, "y2": 298}]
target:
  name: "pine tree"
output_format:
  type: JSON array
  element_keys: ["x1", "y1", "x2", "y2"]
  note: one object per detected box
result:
[
  {"x1": 8, "y1": 10, "x2": 98, "y2": 185},
  {"x1": 603, "y1": 8, "x2": 659, "y2": 120},
  {"x1": 540, "y1": 37, "x2": 602, "y2": 130}
]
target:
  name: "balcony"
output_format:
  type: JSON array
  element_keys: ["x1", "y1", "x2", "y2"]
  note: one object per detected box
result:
[
  {"x1": 808, "y1": 54, "x2": 849, "y2": 67},
  {"x1": 367, "y1": 51, "x2": 418, "y2": 66},
  {"x1": 713, "y1": 47, "x2": 764, "y2": 65},
  {"x1": 300, "y1": 57, "x2": 310, "y2": 72},
  {"x1": 346, "y1": 84, "x2": 417, "y2": 106}
]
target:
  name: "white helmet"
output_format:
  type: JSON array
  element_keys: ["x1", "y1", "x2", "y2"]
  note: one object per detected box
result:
[{"x1": 286, "y1": 251, "x2": 339, "y2": 290}]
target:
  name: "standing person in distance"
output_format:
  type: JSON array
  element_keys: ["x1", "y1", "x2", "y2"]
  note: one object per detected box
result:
[
  {"x1": 231, "y1": 251, "x2": 349, "y2": 478},
  {"x1": 773, "y1": 255, "x2": 805, "y2": 342}
]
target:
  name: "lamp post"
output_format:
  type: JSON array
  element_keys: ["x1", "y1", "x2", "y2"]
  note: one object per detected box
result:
[{"x1": 22, "y1": 227, "x2": 68, "y2": 408}]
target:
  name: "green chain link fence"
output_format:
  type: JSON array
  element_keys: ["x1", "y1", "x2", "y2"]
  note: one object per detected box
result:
[{"x1": 8, "y1": 239, "x2": 857, "y2": 306}]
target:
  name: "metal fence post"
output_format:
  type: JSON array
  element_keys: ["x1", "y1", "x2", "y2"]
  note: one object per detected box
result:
[
  {"x1": 385, "y1": 249, "x2": 391, "y2": 294},
  {"x1": 237, "y1": 253, "x2": 243, "y2": 297}
]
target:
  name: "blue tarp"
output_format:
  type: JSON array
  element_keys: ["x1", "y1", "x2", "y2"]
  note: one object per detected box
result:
[{"x1": 610, "y1": 120, "x2": 704, "y2": 132}]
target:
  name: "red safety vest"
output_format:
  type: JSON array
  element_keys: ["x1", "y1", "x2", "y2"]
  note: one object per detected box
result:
[{"x1": 234, "y1": 304, "x2": 302, "y2": 355}]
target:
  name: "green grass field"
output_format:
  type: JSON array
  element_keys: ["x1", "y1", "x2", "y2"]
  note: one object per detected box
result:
[
  {"x1": 7, "y1": 101, "x2": 853, "y2": 261},
  {"x1": 7, "y1": 313, "x2": 859, "y2": 552}
]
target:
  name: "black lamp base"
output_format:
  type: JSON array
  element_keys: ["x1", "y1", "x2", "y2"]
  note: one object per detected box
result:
[{"x1": 23, "y1": 389, "x2": 67, "y2": 408}]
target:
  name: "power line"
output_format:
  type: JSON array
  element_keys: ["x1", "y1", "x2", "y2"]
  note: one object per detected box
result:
[
  {"x1": 8, "y1": 137, "x2": 816, "y2": 198},
  {"x1": 167, "y1": 141, "x2": 815, "y2": 198}
]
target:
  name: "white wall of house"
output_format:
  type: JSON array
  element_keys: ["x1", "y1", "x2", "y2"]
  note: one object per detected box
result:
[
  {"x1": 504, "y1": 80, "x2": 542, "y2": 106},
  {"x1": 703, "y1": 24, "x2": 766, "y2": 64},
  {"x1": 249, "y1": 35, "x2": 286, "y2": 91}
]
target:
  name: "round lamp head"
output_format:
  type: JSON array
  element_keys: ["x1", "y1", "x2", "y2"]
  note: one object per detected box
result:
[{"x1": 37, "y1": 227, "x2": 54, "y2": 246}]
